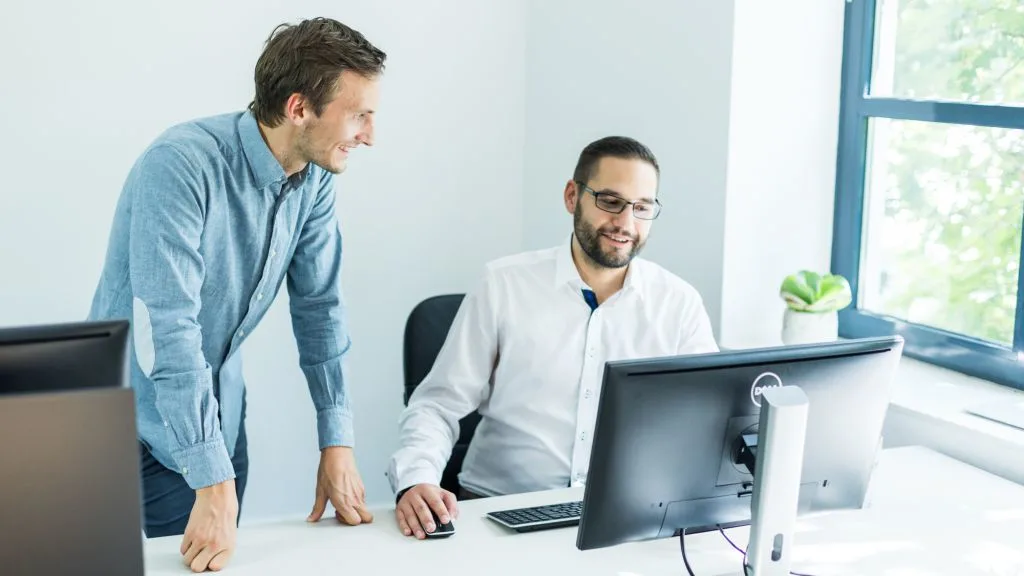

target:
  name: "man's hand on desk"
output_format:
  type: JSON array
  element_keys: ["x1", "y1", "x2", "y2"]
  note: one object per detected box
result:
[
  {"x1": 307, "y1": 446, "x2": 374, "y2": 526},
  {"x1": 181, "y1": 479, "x2": 238, "y2": 573},
  {"x1": 395, "y1": 484, "x2": 459, "y2": 539}
]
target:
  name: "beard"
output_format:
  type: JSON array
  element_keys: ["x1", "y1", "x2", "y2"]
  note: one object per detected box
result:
[
  {"x1": 296, "y1": 125, "x2": 346, "y2": 175},
  {"x1": 313, "y1": 153, "x2": 344, "y2": 175},
  {"x1": 573, "y1": 202, "x2": 645, "y2": 269}
]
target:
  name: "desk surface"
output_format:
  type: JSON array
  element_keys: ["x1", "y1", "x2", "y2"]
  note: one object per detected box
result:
[{"x1": 144, "y1": 447, "x2": 1024, "y2": 575}]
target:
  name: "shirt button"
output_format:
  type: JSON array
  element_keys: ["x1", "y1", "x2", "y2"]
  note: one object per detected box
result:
[
  {"x1": 182, "y1": 467, "x2": 189, "y2": 475},
  {"x1": 580, "y1": 432, "x2": 587, "y2": 441},
  {"x1": 238, "y1": 329, "x2": 245, "y2": 337},
  {"x1": 584, "y1": 389, "x2": 593, "y2": 399},
  {"x1": 163, "y1": 421, "x2": 169, "y2": 427},
  {"x1": 257, "y1": 293, "x2": 264, "y2": 301},
  {"x1": 270, "y1": 249, "x2": 277, "y2": 258}
]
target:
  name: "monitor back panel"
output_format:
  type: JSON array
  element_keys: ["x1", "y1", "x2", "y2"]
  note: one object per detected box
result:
[
  {"x1": 0, "y1": 388, "x2": 144, "y2": 575},
  {"x1": 578, "y1": 344, "x2": 901, "y2": 549}
]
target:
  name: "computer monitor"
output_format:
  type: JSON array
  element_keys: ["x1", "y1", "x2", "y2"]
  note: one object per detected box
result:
[
  {"x1": 0, "y1": 320, "x2": 131, "y2": 393},
  {"x1": 576, "y1": 335, "x2": 904, "y2": 551},
  {"x1": 0, "y1": 320, "x2": 144, "y2": 576}
]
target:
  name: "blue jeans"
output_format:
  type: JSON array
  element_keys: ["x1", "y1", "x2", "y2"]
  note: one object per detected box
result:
[{"x1": 139, "y1": 415, "x2": 249, "y2": 538}]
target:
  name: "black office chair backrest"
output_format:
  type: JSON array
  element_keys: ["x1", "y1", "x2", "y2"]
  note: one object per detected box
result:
[{"x1": 402, "y1": 294, "x2": 482, "y2": 494}]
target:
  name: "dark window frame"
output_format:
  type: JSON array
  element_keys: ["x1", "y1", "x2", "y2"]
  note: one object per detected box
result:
[{"x1": 832, "y1": 0, "x2": 1024, "y2": 390}]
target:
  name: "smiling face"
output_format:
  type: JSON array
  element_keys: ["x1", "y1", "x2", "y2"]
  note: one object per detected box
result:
[
  {"x1": 249, "y1": 18, "x2": 386, "y2": 174},
  {"x1": 293, "y1": 70, "x2": 380, "y2": 174},
  {"x1": 565, "y1": 156, "x2": 660, "y2": 269}
]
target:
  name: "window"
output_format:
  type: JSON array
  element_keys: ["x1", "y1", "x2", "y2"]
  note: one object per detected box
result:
[{"x1": 833, "y1": 0, "x2": 1024, "y2": 389}]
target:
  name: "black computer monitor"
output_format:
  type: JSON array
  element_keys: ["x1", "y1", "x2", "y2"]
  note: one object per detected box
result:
[
  {"x1": 576, "y1": 335, "x2": 904, "y2": 551},
  {"x1": 0, "y1": 320, "x2": 131, "y2": 394},
  {"x1": 0, "y1": 320, "x2": 144, "y2": 576}
]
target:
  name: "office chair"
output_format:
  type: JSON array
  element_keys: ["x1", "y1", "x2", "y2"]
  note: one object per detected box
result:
[{"x1": 403, "y1": 294, "x2": 482, "y2": 495}]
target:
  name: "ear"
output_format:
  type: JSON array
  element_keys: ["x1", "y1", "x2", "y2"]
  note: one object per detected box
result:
[
  {"x1": 283, "y1": 93, "x2": 311, "y2": 126},
  {"x1": 563, "y1": 180, "x2": 578, "y2": 215}
]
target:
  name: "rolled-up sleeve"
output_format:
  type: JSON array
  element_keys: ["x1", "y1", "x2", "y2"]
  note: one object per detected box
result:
[
  {"x1": 128, "y1": 144, "x2": 234, "y2": 490},
  {"x1": 287, "y1": 171, "x2": 354, "y2": 450}
]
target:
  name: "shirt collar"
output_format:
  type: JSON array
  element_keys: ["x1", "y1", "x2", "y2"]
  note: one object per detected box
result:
[
  {"x1": 555, "y1": 235, "x2": 585, "y2": 290},
  {"x1": 622, "y1": 255, "x2": 643, "y2": 295},
  {"x1": 238, "y1": 110, "x2": 288, "y2": 190},
  {"x1": 554, "y1": 234, "x2": 645, "y2": 298}
]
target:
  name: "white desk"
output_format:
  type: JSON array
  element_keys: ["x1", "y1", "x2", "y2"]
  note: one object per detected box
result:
[{"x1": 144, "y1": 447, "x2": 1024, "y2": 575}]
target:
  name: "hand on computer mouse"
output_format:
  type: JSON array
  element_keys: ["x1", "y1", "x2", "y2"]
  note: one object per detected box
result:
[
  {"x1": 427, "y1": 510, "x2": 455, "y2": 539},
  {"x1": 395, "y1": 483, "x2": 459, "y2": 539}
]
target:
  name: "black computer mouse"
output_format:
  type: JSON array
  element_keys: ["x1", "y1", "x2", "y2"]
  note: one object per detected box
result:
[{"x1": 425, "y1": 510, "x2": 455, "y2": 539}]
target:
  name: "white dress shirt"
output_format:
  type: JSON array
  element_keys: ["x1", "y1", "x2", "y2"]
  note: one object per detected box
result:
[{"x1": 387, "y1": 239, "x2": 719, "y2": 497}]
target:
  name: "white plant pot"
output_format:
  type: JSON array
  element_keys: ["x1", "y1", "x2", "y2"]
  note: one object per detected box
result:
[{"x1": 781, "y1": 309, "x2": 838, "y2": 345}]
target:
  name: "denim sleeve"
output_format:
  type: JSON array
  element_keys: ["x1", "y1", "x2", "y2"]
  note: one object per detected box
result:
[
  {"x1": 287, "y1": 171, "x2": 355, "y2": 450},
  {"x1": 128, "y1": 144, "x2": 234, "y2": 490}
]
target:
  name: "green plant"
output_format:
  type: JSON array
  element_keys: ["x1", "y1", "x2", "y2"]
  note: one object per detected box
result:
[{"x1": 780, "y1": 271, "x2": 852, "y2": 313}]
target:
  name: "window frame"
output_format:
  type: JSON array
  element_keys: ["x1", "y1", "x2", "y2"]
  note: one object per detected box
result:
[{"x1": 832, "y1": 0, "x2": 1024, "y2": 390}]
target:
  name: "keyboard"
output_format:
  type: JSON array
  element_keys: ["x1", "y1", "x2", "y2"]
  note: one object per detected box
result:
[{"x1": 485, "y1": 501, "x2": 583, "y2": 532}]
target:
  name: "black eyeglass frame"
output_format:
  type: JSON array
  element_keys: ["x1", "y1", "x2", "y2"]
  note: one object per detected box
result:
[{"x1": 576, "y1": 181, "x2": 662, "y2": 220}]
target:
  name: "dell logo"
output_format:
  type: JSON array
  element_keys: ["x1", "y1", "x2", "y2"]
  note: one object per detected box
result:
[{"x1": 750, "y1": 372, "x2": 783, "y2": 407}]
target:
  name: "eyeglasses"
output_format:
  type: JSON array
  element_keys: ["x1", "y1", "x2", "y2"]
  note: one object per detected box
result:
[{"x1": 577, "y1": 182, "x2": 662, "y2": 221}]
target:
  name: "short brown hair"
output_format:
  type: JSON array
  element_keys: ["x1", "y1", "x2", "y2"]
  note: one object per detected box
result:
[
  {"x1": 573, "y1": 136, "x2": 660, "y2": 185},
  {"x1": 249, "y1": 17, "x2": 386, "y2": 127}
]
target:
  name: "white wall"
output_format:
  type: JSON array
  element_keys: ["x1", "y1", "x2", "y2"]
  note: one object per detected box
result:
[
  {"x1": 520, "y1": 0, "x2": 845, "y2": 345},
  {"x1": 522, "y1": 0, "x2": 736, "y2": 331},
  {"x1": 718, "y1": 0, "x2": 847, "y2": 349},
  {"x1": 0, "y1": 0, "x2": 525, "y2": 520}
]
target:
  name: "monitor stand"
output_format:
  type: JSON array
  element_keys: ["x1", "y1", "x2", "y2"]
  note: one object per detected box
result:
[
  {"x1": 712, "y1": 383, "x2": 806, "y2": 569},
  {"x1": 723, "y1": 385, "x2": 810, "y2": 576}
]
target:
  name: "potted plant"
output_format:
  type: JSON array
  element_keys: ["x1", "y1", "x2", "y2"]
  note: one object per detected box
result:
[{"x1": 779, "y1": 270, "x2": 852, "y2": 345}]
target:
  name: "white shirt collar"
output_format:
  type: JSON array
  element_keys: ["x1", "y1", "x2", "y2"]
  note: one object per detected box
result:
[{"x1": 554, "y1": 234, "x2": 644, "y2": 299}]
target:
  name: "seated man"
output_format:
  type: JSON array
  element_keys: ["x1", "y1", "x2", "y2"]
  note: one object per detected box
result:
[{"x1": 387, "y1": 136, "x2": 719, "y2": 539}]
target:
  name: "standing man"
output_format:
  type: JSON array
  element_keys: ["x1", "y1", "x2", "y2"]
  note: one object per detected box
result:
[{"x1": 89, "y1": 17, "x2": 385, "y2": 572}]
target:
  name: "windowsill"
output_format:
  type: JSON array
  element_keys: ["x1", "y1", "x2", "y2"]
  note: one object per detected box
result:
[
  {"x1": 890, "y1": 357, "x2": 1024, "y2": 443},
  {"x1": 885, "y1": 355, "x2": 1024, "y2": 485}
]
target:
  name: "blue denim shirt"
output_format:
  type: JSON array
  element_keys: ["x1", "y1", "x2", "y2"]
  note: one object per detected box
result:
[{"x1": 89, "y1": 110, "x2": 354, "y2": 489}]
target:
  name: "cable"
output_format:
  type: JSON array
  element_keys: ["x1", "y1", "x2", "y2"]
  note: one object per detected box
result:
[
  {"x1": 716, "y1": 525, "x2": 817, "y2": 576},
  {"x1": 678, "y1": 531, "x2": 696, "y2": 576},
  {"x1": 681, "y1": 524, "x2": 818, "y2": 576},
  {"x1": 718, "y1": 525, "x2": 746, "y2": 555},
  {"x1": 718, "y1": 525, "x2": 753, "y2": 575}
]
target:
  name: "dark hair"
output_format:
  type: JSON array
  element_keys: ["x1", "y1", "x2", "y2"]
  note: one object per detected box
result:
[
  {"x1": 572, "y1": 136, "x2": 660, "y2": 185},
  {"x1": 248, "y1": 17, "x2": 387, "y2": 127}
]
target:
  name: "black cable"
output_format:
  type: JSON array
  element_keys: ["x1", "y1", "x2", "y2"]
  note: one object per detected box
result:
[{"x1": 678, "y1": 531, "x2": 696, "y2": 576}]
